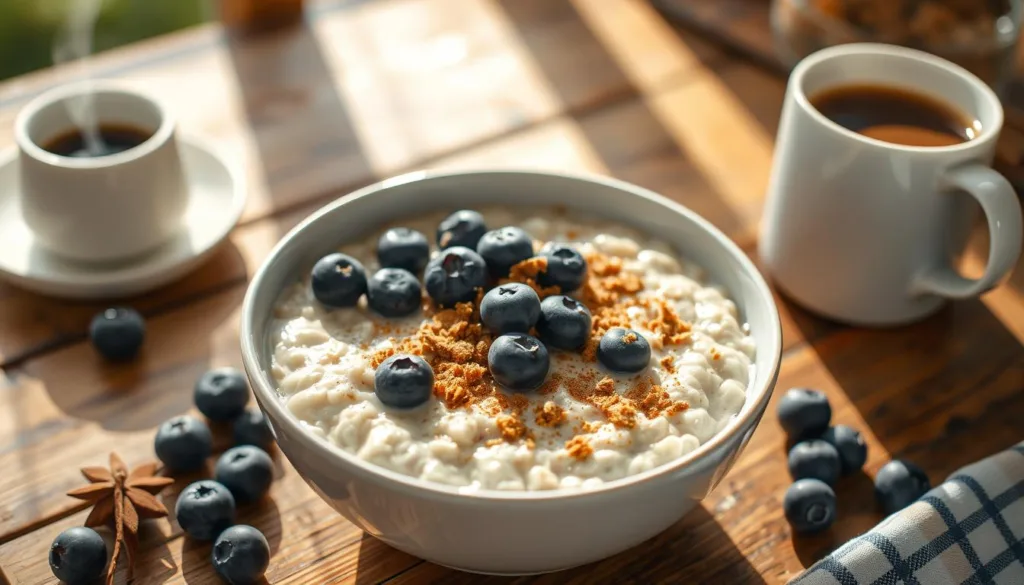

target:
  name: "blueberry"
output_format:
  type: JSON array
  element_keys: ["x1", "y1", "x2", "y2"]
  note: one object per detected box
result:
[
  {"x1": 788, "y1": 439, "x2": 842, "y2": 486},
  {"x1": 476, "y1": 226, "x2": 535, "y2": 279},
  {"x1": 538, "y1": 243, "x2": 587, "y2": 292},
  {"x1": 233, "y1": 408, "x2": 274, "y2": 449},
  {"x1": 436, "y1": 209, "x2": 487, "y2": 249},
  {"x1": 154, "y1": 415, "x2": 213, "y2": 473},
  {"x1": 374, "y1": 354, "x2": 434, "y2": 408},
  {"x1": 377, "y1": 227, "x2": 430, "y2": 273},
  {"x1": 488, "y1": 333, "x2": 550, "y2": 391},
  {"x1": 597, "y1": 328, "x2": 651, "y2": 373},
  {"x1": 89, "y1": 307, "x2": 145, "y2": 361},
  {"x1": 175, "y1": 480, "x2": 236, "y2": 540},
  {"x1": 875, "y1": 459, "x2": 931, "y2": 515},
  {"x1": 311, "y1": 253, "x2": 367, "y2": 308},
  {"x1": 367, "y1": 268, "x2": 422, "y2": 318},
  {"x1": 821, "y1": 425, "x2": 867, "y2": 474},
  {"x1": 49, "y1": 527, "x2": 107, "y2": 585},
  {"x1": 784, "y1": 479, "x2": 837, "y2": 534},
  {"x1": 424, "y1": 246, "x2": 488, "y2": 306},
  {"x1": 536, "y1": 295, "x2": 592, "y2": 350},
  {"x1": 480, "y1": 283, "x2": 541, "y2": 335},
  {"x1": 195, "y1": 368, "x2": 250, "y2": 422},
  {"x1": 777, "y1": 388, "x2": 831, "y2": 439},
  {"x1": 213, "y1": 525, "x2": 271, "y2": 585},
  {"x1": 215, "y1": 446, "x2": 274, "y2": 505}
]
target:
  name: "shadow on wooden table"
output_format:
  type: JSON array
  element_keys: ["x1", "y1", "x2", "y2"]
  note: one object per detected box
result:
[
  {"x1": 788, "y1": 292, "x2": 1024, "y2": 480},
  {"x1": 23, "y1": 272, "x2": 247, "y2": 432},
  {"x1": 223, "y1": 20, "x2": 374, "y2": 219}
]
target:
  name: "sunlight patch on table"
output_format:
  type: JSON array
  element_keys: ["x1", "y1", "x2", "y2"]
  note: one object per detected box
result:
[{"x1": 313, "y1": 0, "x2": 563, "y2": 175}]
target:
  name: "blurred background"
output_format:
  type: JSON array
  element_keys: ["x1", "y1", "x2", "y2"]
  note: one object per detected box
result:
[{"x1": 0, "y1": 0, "x2": 207, "y2": 80}]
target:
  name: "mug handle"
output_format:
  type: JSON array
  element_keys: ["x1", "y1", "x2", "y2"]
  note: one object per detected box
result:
[{"x1": 912, "y1": 165, "x2": 1023, "y2": 299}]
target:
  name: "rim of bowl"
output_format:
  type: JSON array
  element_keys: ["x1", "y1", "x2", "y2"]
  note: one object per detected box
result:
[{"x1": 240, "y1": 168, "x2": 783, "y2": 502}]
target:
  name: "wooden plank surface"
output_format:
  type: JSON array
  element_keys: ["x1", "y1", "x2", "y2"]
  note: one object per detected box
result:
[{"x1": 0, "y1": 0, "x2": 1021, "y2": 583}]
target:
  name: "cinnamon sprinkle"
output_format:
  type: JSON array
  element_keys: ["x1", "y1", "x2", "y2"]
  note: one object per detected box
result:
[
  {"x1": 535, "y1": 401, "x2": 567, "y2": 428},
  {"x1": 502, "y1": 257, "x2": 561, "y2": 298},
  {"x1": 565, "y1": 436, "x2": 593, "y2": 461}
]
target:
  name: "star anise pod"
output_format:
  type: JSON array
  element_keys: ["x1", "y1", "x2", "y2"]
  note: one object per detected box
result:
[{"x1": 67, "y1": 452, "x2": 174, "y2": 585}]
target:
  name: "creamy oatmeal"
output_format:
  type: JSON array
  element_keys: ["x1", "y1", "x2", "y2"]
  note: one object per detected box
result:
[{"x1": 269, "y1": 208, "x2": 756, "y2": 491}]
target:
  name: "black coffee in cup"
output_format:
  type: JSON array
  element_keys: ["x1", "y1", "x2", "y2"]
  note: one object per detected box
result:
[{"x1": 41, "y1": 124, "x2": 152, "y2": 158}]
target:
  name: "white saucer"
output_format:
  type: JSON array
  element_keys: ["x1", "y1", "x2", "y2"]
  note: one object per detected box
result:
[{"x1": 0, "y1": 137, "x2": 245, "y2": 299}]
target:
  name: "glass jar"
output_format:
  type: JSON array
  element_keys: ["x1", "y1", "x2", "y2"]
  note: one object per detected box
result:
[{"x1": 771, "y1": 0, "x2": 1022, "y2": 95}]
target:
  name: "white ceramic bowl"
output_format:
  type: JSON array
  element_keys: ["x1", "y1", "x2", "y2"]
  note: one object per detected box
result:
[{"x1": 240, "y1": 170, "x2": 782, "y2": 575}]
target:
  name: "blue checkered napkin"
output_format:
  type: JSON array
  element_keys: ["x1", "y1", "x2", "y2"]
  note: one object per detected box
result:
[{"x1": 792, "y1": 442, "x2": 1024, "y2": 585}]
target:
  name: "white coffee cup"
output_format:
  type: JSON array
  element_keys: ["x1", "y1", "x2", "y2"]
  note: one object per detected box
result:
[
  {"x1": 760, "y1": 43, "x2": 1023, "y2": 326},
  {"x1": 15, "y1": 82, "x2": 190, "y2": 263}
]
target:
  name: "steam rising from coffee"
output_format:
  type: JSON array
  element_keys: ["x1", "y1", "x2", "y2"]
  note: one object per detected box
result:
[{"x1": 52, "y1": 0, "x2": 104, "y2": 156}]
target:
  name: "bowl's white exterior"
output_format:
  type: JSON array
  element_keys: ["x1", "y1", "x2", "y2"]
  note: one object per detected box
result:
[{"x1": 240, "y1": 170, "x2": 782, "y2": 574}]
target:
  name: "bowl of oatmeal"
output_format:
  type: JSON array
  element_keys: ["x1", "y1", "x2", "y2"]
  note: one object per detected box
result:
[{"x1": 240, "y1": 170, "x2": 782, "y2": 574}]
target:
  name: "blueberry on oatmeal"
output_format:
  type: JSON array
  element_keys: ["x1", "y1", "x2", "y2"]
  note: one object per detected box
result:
[
  {"x1": 488, "y1": 333, "x2": 550, "y2": 392},
  {"x1": 536, "y1": 295, "x2": 592, "y2": 350},
  {"x1": 538, "y1": 243, "x2": 587, "y2": 292},
  {"x1": 311, "y1": 252, "x2": 367, "y2": 308},
  {"x1": 436, "y1": 209, "x2": 487, "y2": 249},
  {"x1": 377, "y1": 227, "x2": 430, "y2": 273},
  {"x1": 424, "y1": 246, "x2": 488, "y2": 306},
  {"x1": 597, "y1": 328, "x2": 651, "y2": 373},
  {"x1": 476, "y1": 226, "x2": 535, "y2": 279},
  {"x1": 375, "y1": 354, "x2": 434, "y2": 408},
  {"x1": 367, "y1": 268, "x2": 422, "y2": 318},
  {"x1": 480, "y1": 282, "x2": 541, "y2": 335}
]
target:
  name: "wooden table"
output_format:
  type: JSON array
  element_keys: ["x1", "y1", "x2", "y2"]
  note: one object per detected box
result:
[{"x1": 0, "y1": 0, "x2": 1021, "y2": 583}]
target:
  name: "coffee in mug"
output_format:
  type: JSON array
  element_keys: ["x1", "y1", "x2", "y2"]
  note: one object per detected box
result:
[
  {"x1": 42, "y1": 123, "x2": 153, "y2": 158},
  {"x1": 809, "y1": 84, "x2": 981, "y2": 148}
]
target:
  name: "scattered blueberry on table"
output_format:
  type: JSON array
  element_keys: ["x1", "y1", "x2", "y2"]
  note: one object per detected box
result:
[
  {"x1": 367, "y1": 268, "x2": 422, "y2": 318},
  {"x1": 194, "y1": 368, "x2": 251, "y2": 422},
  {"x1": 488, "y1": 333, "x2": 550, "y2": 392},
  {"x1": 374, "y1": 354, "x2": 434, "y2": 408},
  {"x1": 155, "y1": 415, "x2": 213, "y2": 473},
  {"x1": 213, "y1": 525, "x2": 271, "y2": 585},
  {"x1": 89, "y1": 307, "x2": 145, "y2": 362},
  {"x1": 424, "y1": 246, "x2": 488, "y2": 306},
  {"x1": 233, "y1": 408, "x2": 274, "y2": 449},
  {"x1": 175, "y1": 480, "x2": 237, "y2": 541},
  {"x1": 436, "y1": 209, "x2": 487, "y2": 249},
  {"x1": 875, "y1": 459, "x2": 931, "y2": 515},
  {"x1": 821, "y1": 425, "x2": 868, "y2": 474},
  {"x1": 784, "y1": 479, "x2": 837, "y2": 534},
  {"x1": 49, "y1": 526, "x2": 108, "y2": 585},
  {"x1": 597, "y1": 327, "x2": 651, "y2": 373},
  {"x1": 476, "y1": 226, "x2": 535, "y2": 279},
  {"x1": 311, "y1": 252, "x2": 367, "y2": 308},
  {"x1": 480, "y1": 282, "x2": 541, "y2": 335},
  {"x1": 538, "y1": 243, "x2": 588, "y2": 292},
  {"x1": 215, "y1": 446, "x2": 275, "y2": 505},
  {"x1": 537, "y1": 295, "x2": 592, "y2": 351},
  {"x1": 788, "y1": 439, "x2": 842, "y2": 486},
  {"x1": 377, "y1": 227, "x2": 430, "y2": 273},
  {"x1": 777, "y1": 388, "x2": 832, "y2": 439}
]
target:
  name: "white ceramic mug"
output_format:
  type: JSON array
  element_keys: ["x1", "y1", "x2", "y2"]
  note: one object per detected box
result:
[
  {"x1": 760, "y1": 43, "x2": 1023, "y2": 326},
  {"x1": 15, "y1": 82, "x2": 190, "y2": 263}
]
